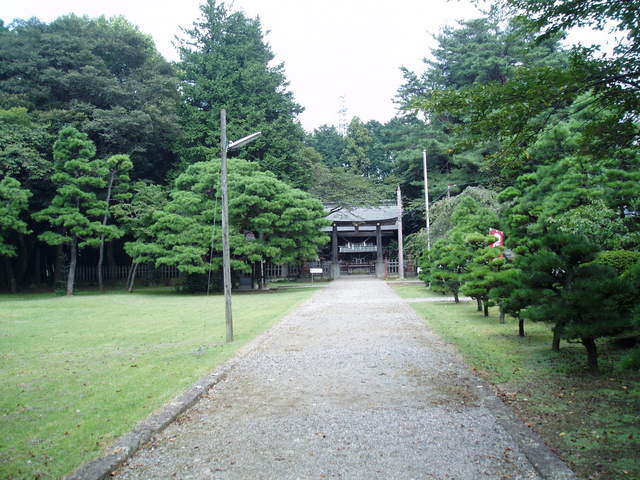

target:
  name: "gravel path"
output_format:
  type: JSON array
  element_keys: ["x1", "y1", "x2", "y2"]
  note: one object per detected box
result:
[{"x1": 113, "y1": 278, "x2": 561, "y2": 480}]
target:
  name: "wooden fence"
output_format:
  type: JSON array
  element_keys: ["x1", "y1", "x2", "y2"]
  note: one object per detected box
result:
[
  {"x1": 384, "y1": 259, "x2": 417, "y2": 277},
  {"x1": 74, "y1": 264, "x2": 180, "y2": 284}
]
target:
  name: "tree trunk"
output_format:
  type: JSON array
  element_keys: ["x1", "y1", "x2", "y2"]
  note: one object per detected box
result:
[
  {"x1": 518, "y1": 318, "x2": 525, "y2": 337},
  {"x1": 581, "y1": 337, "x2": 598, "y2": 372},
  {"x1": 453, "y1": 290, "x2": 459, "y2": 303},
  {"x1": 67, "y1": 235, "x2": 77, "y2": 296},
  {"x1": 4, "y1": 257, "x2": 17, "y2": 293},
  {"x1": 552, "y1": 326, "x2": 561, "y2": 352},
  {"x1": 127, "y1": 262, "x2": 139, "y2": 292},
  {"x1": 476, "y1": 298, "x2": 482, "y2": 311},
  {"x1": 98, "y1": 172, "x2": 116, "y2": 292},
  {"x1": 483, "y1": 300, "x2": 489, "y2": 317},
  {"x1": 98, "y1": 236, "x2": 106, "y2": 291},
  {"x1": 499, "y1": 307, "x2": 506, "y2": 324},
  {"x1": 54, "y1": 243, "x2": 65, "y2": 287},
  {"x1": 258, "y1": 232, "x2": 266, "y2": 289}
]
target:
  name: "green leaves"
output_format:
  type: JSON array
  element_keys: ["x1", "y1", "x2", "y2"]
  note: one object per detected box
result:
[
  {"x1": 175, "y1": 0, "x2": 305, "y2": 186},
  {"x1": 35, "y1": 128, "x2": 109, "y2": 248},
  {"x1": 0, "y1": 176, "x2": 32, "y2": 257},
  {"x1": 137, "y1": 159, "x2": 328, "y2": 275},
  {"x1": 0, "y1": 14, "x2": 181, "y2": 182}
]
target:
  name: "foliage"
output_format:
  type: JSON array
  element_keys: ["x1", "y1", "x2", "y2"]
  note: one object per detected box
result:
[
  {"x1": 0, "y1": 15, "x2": 181, "y2": 182},
  {"x1": 305, "y1": 124, "x2": 345, "y2": 168},
  {"x1": 138, "y1": 160, "x2": 328, "y2": 275},
  {"x1": 307, "y1": 163, "x2": 393, "y2": 213},
  {"x1": 114, "y1": 181, "x2": 169, "y2": 265},
  {"x1": 491, "y1": 0, "x2": 640, "y2": 120},
  {"x1": 421, "y1": 195, "x2": 499, "y2": 301},
  {"x1": 516, "y1": 233, "x2": 636, "y2": 370},
  {"x1": 340, "y1": 117, "x2": 374, "y2": 176},
  {"x1": 32, "y1": 127, "x2": 108, "y2": 295},
  {"x1": 175, "y1": 0, "x2": 306, "y2": 186},
  {"x1": 595, "y1": 250, "x2": 640, "y2": 275},
  {"x1": 427, "y1": 186, "x2": 500, "y2": 243},
  {"x1": 395, "y1": 14, "x2": 566, "y2": 198},
  {"x1": 0, "y1": 176, "x2": 32, "y2": 257},
  {"x1": 461, "y1": 243, "x2": 508, "y2": 317}
]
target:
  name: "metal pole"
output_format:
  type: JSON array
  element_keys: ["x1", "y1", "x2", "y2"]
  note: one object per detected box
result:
[
  {"x1": 220, "y1": 109, "x2": 233, "y2": 343},
  {"x1": 422, "y1": 149, "x2": 431, "y2": 252},
  {"x1": 397, "y1": 186, "x2": 405, "y2": 280}
]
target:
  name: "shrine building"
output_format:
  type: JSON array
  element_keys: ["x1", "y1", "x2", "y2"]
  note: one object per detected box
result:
[{"x1": 320, "y1": 205, "x2": 402, "y2": 278}]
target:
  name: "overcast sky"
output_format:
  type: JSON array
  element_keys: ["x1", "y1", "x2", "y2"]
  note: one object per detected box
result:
[{"x1": 3, "y1": 1, "x2": 608, "y2": 132}]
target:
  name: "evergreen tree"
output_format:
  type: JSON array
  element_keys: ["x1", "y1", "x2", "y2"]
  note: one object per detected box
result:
[
  {"x1": 0, "y1": 15, "x2": 180, "y2": 182},
  {"x1": 0, "y1": 176, "x2": 32, "y2": 293},
  {"x1": 176, "y1": 0, "x2": 306, "y2": 186},
  {"x1": 97, "y1": 154, "x2": 133, "y2": 291},
  {"x1": 113, "y1": 181, "x2": 168, "y2": 291},
  {"x1": 33, "y1": 127, "x2": 107, "y2": 295},
  {"x1": 341, "y1": 117, "x2": 373, "y2": 176},
  {"x1": 137, "y1": 159, "x2": 328, "y2": 284},
  {"x1": 305, "y1": 125, "x2": 345, "y2": 168}
]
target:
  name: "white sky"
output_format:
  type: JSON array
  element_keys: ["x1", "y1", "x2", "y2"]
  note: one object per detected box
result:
[
  {"x1": 3, "y1": 1, "x2": 610, "y2": 132},
  {"x1": 3, "y1": 0, "x2": 486, "y2": 131}
]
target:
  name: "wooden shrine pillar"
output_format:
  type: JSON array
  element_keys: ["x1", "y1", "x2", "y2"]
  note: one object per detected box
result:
[
  {"x1": 331, "y1": 223, "x2": 340, "y2": 279},
  {"x1": 375, "y1": 223, "x2": 385, "y2": 278}
]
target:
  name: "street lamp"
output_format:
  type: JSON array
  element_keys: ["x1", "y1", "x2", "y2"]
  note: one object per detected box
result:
[{"x1": 220, "y1": 109, "x2": 261, "y2": 343}]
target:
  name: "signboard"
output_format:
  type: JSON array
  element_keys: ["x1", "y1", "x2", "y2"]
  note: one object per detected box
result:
[{"x1": 309, "y1": 268, "x2": 323, "y2": 274}]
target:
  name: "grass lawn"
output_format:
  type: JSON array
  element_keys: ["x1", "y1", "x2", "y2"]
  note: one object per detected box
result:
[
  {"x1": 0, "y1": 287, "x2": 318, "y2": 479},
  {"x1": 393, "y1": 285, "x2": 640, "y2": 480},
  {"x1": 388, "y1": 282, "x2": 446, "y2": 299}
]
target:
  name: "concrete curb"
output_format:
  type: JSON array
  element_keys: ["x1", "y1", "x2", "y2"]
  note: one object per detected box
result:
[
  {"x1": 474, "y1": 380, "x2": 579, "y2": 480},
  {"x1": 65, "y1": 288, "x2": 324, "y2": 480},
  {"x1": 400, "y1": 295, "x2": 578, "y2": 480}
]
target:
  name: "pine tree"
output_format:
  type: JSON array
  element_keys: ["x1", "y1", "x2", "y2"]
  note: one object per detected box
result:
[
  {"x1": 0, "y1": 176, "x2": 32, "y2": 293},
  {"x1": 33, "y1": 127, "x2": 107, "y2": 295},
  {"x1": 97, "y1": 154, "x2": 132, "y2": 291},
  {"x1": 176, "y1": 0, "x2": 306, "y2": 186}
]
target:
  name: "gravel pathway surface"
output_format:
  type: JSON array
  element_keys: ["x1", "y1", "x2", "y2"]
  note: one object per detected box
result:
[{"x1": 113, "y1": 278, "x2": 564, "y2": 480}]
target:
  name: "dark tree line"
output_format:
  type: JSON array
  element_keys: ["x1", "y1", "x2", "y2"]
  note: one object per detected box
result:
[{"x1": 0, "y1": 1, "x2": 327, "y2": 294}]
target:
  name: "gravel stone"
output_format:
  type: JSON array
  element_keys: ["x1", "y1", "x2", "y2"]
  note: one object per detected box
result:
[{"x1": 112, "y1": 277, "x2": 574, "y2": 480}]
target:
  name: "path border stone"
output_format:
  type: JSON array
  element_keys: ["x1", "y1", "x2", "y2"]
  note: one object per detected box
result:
[
  {"x1": 399, "y1": 293, "x2": 578, "y2": 480},
  {"x1": 64, "y1": 288, "x2": 325, "y2": 480}
]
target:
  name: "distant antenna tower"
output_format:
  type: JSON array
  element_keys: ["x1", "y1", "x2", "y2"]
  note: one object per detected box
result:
[{"x1": 338, "y1": 95, "x2": 348, "y2": 136}]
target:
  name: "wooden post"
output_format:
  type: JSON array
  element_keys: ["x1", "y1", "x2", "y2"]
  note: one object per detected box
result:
[
  {"x1": 375, "y1": 223, "x2": 384, "y2": 278},
  {"x1": 331, "y1": 223, "x2": 340, "y2": 279},
  {"x1": 221, "y1": 109, "x2": 233, "y2": 343},
  {"x1": 332, "y1": 223, "x2": 338, "y2": 262},
  {"x1": 397, "y1": 186, "x2": 404, "y2": 280}
]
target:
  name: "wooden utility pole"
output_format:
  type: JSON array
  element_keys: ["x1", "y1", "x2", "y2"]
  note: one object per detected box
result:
[
  {"x1": 220, "y1": 109, "x2": 233, "y2": 343},
  {"x1": 397, "y1": 186, "x2": 405, "y2": 279}
]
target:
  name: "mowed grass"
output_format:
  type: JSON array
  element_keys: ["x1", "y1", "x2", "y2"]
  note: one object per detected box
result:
[
  {"x1": 394, "y1": 284, "x2": 640, "y2": 480},
  {"x1": 0, "y1": 287, "x2": 318, "y2": 479},
  {"x1": 388, "y1": 282, "x2": 446, "y2": 299}
]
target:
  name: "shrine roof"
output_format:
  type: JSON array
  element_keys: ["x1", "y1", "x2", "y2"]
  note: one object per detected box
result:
[{"x1": 324, "y1": 205, "x2": 401, "y2": 226}]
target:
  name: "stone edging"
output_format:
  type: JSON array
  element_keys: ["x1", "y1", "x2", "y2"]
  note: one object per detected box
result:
[
  {"x1": 65, "y1": 288, "x2": 325, "y2": 480},
  {"x1": 399, "y1": 294, "x2": 578, "y2": 480},
  {"x1": 474, "y1": 379, "x2": 579, "y2": 479}
]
